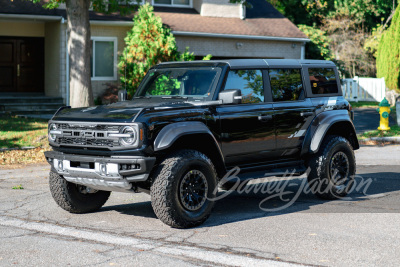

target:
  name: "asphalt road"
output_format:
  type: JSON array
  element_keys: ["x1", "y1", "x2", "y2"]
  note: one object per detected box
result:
[
  {"x1": 1, "y1": 145, "x2": 400, "y2": 266},
  {"x1": 353, "y1": 108, "x2": 397, "y2": 134}
]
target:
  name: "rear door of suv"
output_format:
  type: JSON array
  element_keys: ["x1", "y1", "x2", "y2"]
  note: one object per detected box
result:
[{"x1": 267, "y1": 63, "x2": 315, "y2": 160}]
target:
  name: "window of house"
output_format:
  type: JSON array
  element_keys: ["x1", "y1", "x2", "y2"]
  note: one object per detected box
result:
[
  {"x1": 153, "y1": 0, "x2": 192, "y2": 7},
  {"x1": 224, "y1": 70, "x2": 264, "y2": 104},
  {"x1": 269, "y1": 69, "x2": 304, "y2": 102},
  {"x1": 90, "y1": 37, "x2": 117, "y2": 80},
  {"x1": 308, "y1": 68, "x2": 338, "y2": 95}
]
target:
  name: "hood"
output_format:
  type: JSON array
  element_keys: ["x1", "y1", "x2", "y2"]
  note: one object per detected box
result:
[{"x1": 52, "y1": 98, "x2": 195, "y2": 122}]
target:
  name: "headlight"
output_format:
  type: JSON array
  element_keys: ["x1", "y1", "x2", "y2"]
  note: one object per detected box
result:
[
  {"x1": 120, "y1": 126, "x2": 136, "y2": 146},
  {"x1": 49, "y1": 123, "x2": 57, "y2": 142}
]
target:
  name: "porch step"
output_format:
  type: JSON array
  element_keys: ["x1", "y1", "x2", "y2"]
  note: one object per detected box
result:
[
  {"x1": 0, "y1": 96, "x2": 64, "y2": 105},
  {"x1": 0, "y1": 94, "x2": 65, "y2": 118},
  {"x1": 0, "y1": 103, "x2": 63, "y2": 111}
]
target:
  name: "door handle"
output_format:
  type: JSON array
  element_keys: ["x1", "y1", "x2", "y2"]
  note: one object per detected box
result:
[
  {"x1": 17, "y1": 64, "x2": 20, "y2": 77},
  {"x1": 258, "y1": 115, "x2": 273, "y2": 121},
  {"x1": 301, "y1": 111, "x2": 314, "y2": 117}
]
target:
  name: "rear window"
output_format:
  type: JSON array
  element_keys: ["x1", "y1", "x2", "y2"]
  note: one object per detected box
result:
[{"x1": 308, "y1": 68, "x2": 338, "y2": 95}]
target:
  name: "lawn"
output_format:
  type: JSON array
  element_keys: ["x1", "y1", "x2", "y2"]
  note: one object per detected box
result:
[
  {"x1": 0, "y1": 115, "x2": 50, "y2": 166},
  {"x1": 359, "y1": 125, "x2": 400, "y2": 140},
  {"x1": 0, "y1": 115, "x2": 48, "y2": 148},
  {"x1": 349, "y1": 101, "x2": 380, "y2": 108}
]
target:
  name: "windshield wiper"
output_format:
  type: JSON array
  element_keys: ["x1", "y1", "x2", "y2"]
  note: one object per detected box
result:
[{"x1": 161, "y1": 96, "x2": 188, "y2": 99}]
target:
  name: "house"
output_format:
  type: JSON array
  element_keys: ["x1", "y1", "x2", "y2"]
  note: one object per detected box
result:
[{"x1": 0, "y1": 0, "x2": 309, "y2": 113}]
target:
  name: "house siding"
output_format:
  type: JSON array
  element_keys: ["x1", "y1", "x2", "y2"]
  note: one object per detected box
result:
[
  {"x1": 0, "y1": 21, "x2": 45, "y2": 37},
  {"x1": 44, "y1": 22, "x2": 61, "y2": 98},
  {"x1": 90, "y1": 25, "x2": 131, "y2": 99},
  {"x1": 200, "y1": 0, "x2": 241, "y2": 18},
  {"x1": 175, "y1": 36, "x2": 303, "y2": 59}
]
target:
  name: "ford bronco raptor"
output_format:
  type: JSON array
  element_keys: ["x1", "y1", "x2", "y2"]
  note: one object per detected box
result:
[{"x1": 44, "y1": 59, "x2": 359, "y2": 228}]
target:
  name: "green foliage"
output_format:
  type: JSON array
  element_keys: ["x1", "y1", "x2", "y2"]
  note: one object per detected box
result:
[
  {"x1": 364, "y1": 23, "x2": 386, "y2": 58},
  {"x1": 298, "y1": 24, "x2": 332, "y2": 60},
  {"x1": 150, "y1": 74, "x2": 181, "y2": 96},
  {"x1": 119, "y1": 4, "x2": 207, "y2": 96},
  {"x1": 32, "y1": 0, "x2": 138, "y2": 14},
  {"x1": 12, "y1": 185, "x2": 24, "y2": 190},
  {"x1": 377, "y1": 4, "x2": 400, "y2": 92}
]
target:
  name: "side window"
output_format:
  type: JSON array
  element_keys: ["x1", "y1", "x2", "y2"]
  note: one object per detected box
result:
[
  {"x1": 224, "y1": 70, "x2": 264, "y2": 104},
  {"x1": 308, "y1": 68, "x2": 338, "y2": 94},
  {"x1": 269, "y1": 69, "x2": 304, "y2": 102}
]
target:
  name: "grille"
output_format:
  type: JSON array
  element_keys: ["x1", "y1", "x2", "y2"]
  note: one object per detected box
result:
[
  {"x1": 57, "y1": 123, "x2": 120, "y2": 132},
  {"x1": 54, "y1": 123, "x2": 122, "y2": 148},
  {"x1": 57, "y1": 137, "x2": 119, "y2": 147}
]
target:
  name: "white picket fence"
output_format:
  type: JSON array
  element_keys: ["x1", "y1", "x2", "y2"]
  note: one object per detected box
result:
[{"x1": 341, "y1": 77, "x2": 386, "y2": 102}]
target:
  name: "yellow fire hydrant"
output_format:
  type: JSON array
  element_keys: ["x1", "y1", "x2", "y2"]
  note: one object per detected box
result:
[{"x1": 377, "y1": 97, "x2": 391, "y2": 131}]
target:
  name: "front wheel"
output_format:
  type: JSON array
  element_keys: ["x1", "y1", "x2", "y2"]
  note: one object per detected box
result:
[
  {"x1": 307, "y1": 135, "x2": 356, "y2": 200},
  {"x1": 150, "y1": 150, "x2": 217, "y2": 228},
  {"x1": 49, "y1": 171, "x2": 111, "y2": 213}
]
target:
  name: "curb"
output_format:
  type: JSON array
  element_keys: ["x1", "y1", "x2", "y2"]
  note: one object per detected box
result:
[{"x1": 360, "y1": 137, "x2": 400, "y2": 144}]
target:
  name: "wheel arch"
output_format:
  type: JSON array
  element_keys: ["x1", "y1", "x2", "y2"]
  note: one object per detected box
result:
[
  {"x1": 302, "y1": 110, "x2": 359, "y2": 156},
  {"x1": 154, "y1": 122, "x2": 226, "y2": 178}
]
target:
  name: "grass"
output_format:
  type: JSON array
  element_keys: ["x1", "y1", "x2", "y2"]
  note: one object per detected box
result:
[
  {"x1": 0, "y1": 115, "x2": 48, "y2": 148},
  {"x1": 349, "y1": 101, "x2": 380, "y2": 108},
  {"x1": 358, "y1": 125, "x2": 400, "y2": 140},
  {"x1": 0, "y1": 115, "x2": 50, "y2": 166}
]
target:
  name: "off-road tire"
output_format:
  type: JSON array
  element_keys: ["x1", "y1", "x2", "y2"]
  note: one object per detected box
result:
[
  {"x1": 49, "y1": 171, "x2": 111, "y2": 213},
  {"x1": 307, "y1": 135, "x2": 356, "y2": 200},
  {"x1": 150, "y1": 149, "x2": 217, "y2": 228}
]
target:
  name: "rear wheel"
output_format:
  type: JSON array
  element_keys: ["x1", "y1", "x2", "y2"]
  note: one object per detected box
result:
[
  {"x1": 150, "y1": 149, "x2": 217, "y2": 228},
  {"x1": 307, "y1": 135, "x2": 356, "y2": 199},
  {"x1": 49, "y1": 171, "x2": 111, "y2": 213}
]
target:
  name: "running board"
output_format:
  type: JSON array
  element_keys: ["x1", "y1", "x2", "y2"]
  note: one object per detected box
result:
[{"x1": 226, "y1": 161, "x2": 307, "y2": 181}]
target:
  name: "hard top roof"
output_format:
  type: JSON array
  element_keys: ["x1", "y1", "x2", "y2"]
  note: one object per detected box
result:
[{"x1": 155, "y1": 59, "x2": 336, "y2": 69}]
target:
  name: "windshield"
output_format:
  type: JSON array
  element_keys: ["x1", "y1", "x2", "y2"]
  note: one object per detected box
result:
[{"x1": 135, "y1": 67, "x2": 222, "y2": 100}]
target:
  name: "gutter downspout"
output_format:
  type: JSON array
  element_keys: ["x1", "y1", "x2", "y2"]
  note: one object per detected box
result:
[{"x1": 301, "y1": 42, "x2": 306, "y2": 60}]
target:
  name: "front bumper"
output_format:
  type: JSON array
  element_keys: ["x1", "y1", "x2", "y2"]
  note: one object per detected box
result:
[{"x1": 44, "y1": 151, "x2": 156, "y2": 192}]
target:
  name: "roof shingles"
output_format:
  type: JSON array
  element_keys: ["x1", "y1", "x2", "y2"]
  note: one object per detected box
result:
[{"x1": 0, "y1": 0, "x2": 307, "y2": 39}]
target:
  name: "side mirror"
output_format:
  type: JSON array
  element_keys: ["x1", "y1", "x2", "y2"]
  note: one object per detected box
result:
[
  {"x1": 218, "y1": 89, "x2": 242, "y2": 104},
  {"x1": 118, "y1": 89, "x2": 127, "y2": 102}
]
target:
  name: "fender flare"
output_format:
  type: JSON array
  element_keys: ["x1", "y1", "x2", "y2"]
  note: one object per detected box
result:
[
  {"x1": 301, "y1": 110, "x2": 359, "y2": 155},
  {"x1": 154, "y1": 121, "x2": 223, "y2": 156}
]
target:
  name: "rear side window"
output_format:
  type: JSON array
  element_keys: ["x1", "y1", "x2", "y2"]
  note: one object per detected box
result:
[
  {"x1": 308, "y1": 68, "x2": 338, "y2": 94},
  {"x1": 224, "y1": 70, "x2": 264, "y2": 104},
  {"x1": 269, "y1": 69, "x2": 304, "y2": 102}
]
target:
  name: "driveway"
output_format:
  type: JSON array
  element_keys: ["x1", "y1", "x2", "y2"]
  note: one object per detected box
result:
[{"x1": 1, "y1": 145, "x2": 400, "y2": 266}]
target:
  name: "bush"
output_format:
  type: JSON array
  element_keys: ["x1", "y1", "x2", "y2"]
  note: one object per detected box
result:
[
  {"x1": 377, "y1": 5, "x2": 400, "y2": 93},
  {"x1": 118, "y1": 4, "x2": 195, "y2": 97}
]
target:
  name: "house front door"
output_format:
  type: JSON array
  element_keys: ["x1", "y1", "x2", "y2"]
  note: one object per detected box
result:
[{"x1": 0, "y1": 37, "x2": 44, "y2": 93}]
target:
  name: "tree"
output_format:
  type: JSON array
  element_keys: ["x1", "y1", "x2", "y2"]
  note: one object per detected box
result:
[
  {"x1": 119, "y1": 4, "x2": 210, "y2": 96},
  {"x1": 32, "y1": 0, "x2": 137, "y2": 108},
  {"x1": 298, "y1": 25, "x2": 332, "y2": 60},
  {"x1": 377, "y1": 4, "x2": 400, "y2": 92}
]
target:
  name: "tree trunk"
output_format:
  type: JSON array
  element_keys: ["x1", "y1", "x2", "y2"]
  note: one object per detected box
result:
[{"x1": 66, "y1": 0, "x2": 94, "y2": 108}]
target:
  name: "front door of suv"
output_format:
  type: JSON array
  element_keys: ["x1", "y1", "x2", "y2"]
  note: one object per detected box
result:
[
  {"x1": 268, "y1": 68, "x2": 315, "y2": 159},
  {"x1": 216, "y1": 69, "x2": 275, "y2": 169}
]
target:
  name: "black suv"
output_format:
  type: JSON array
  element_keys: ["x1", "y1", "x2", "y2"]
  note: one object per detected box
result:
[{"x1": 44, "y1": 59, "x2": 359, "y2": 228}]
